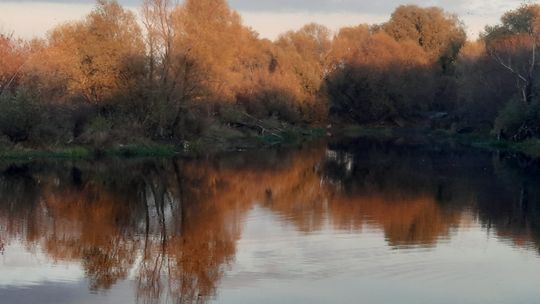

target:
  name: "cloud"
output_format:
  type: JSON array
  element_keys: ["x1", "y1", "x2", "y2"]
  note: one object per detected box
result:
[
  {"x1": 5, "y1": 0, "x2": 138, "y2": 4},
  {"x1": 241, "y1": 11, "x2": 386, "y2": 39},
  {"x1": 5, "y1": 0, "x2": 524, "y2": 14},
  {"x1": 234, "y1": 0, "x2": 523, "y2": 38},
  {"x1": 0, "y1": 0, "x2": 527, "y2": 40},
  {"x1": 0, "y1": 2, "x2": 94, "y2": 38}
]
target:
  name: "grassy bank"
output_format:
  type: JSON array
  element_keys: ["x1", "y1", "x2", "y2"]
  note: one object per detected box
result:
[
  {"x1": 0, "y1": 125, "x2": 326, "y2": 160},
  {"x1": 0, "y1": 144, "x2": 178, "y2": 160}
]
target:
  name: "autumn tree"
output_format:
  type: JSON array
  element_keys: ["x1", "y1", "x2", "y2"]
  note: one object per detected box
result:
[
  {"x1": 0, "y1": 34, "x2": 46, "y2": 143},
  {"x1": 276, "y1": 23, "x2": 331, "y2": 92},
  {"x1": 0, "y1": 33, "x2": 26, "y2": 96},
  {"x1": 483, "y1": 4, "x2": 540, "y2": 104},
  {"x1": 383, "y1": 5, "x2": 466, "y2": 71},
  {"x1": 141, "y1": 0, "x2": 267, "y2": 137},
  {"x1": 454, "y1": 41, "x2": 514, "y2": 131},
  {"x1": 326, "y1": 27, "x2": 432, "y2": 124},
  {"x1": 173, "y1": 0, "x2": 255, "y2": 101},
  {"x1": 141, "y1": 0, "x2": 186, "y2": 136},
  {"x1": 273, "y1": 23, "x2": 331, "y2": 121},
  {"x1": 141, "y1": 0, "x2": 176, "y2": 86},
  {"x1": 43, "y1": 0, "x2": 145, "y2": 104}
]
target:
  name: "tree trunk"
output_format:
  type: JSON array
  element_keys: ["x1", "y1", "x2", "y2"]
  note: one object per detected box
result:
[{"x1": 525, "y1": 76, "x2": 534, "y2": 104}]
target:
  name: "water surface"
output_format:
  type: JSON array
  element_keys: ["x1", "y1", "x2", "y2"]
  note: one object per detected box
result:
[{"x1": 1, "y1": 138, "x2": 540, "y2": 303}]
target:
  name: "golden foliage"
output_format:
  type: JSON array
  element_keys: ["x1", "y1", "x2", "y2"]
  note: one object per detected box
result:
[
  {"x1": 383, "y1": 5, "x2": 466, "y2": 63},
  {"x1": 29, "y1": 0, "x2": 144, "y2": 104},
  {"x1": 0, "y1": 34, "x2": 26, "y2": 92}
]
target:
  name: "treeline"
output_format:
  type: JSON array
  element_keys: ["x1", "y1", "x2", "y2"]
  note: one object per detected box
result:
[{"x1": 0, "y1": 0, "x2": 539, "y2": 148}]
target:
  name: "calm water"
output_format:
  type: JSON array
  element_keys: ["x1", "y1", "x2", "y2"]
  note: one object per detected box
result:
[{"x1": 1, "y1": 138, "x2": 540, "y2": 304}]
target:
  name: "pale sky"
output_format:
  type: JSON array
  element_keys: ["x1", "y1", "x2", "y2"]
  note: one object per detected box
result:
[{"x1": 0, "y1": 0, "x2": 527, "y2": 40}]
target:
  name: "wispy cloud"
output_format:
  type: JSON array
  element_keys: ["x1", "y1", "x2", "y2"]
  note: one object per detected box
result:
[{"x1": 0, "y1": 0, "x2": 526, "y2": 40}]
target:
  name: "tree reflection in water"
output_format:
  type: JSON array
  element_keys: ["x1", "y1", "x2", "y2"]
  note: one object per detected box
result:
[{"x1": 0, "y1": 139, "x2": 540, "y2": 302}]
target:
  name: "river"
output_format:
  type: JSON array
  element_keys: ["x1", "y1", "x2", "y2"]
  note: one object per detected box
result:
[{"x1": 1, "y1": 137, "x2": 539, "y2": 303}]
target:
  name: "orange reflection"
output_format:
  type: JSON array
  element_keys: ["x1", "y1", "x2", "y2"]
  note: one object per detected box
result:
[
  {"x1": 329, "y1": 193, "x2": 461, "y2": 246},
  {"x1": 0, "y1": 144, "x2": 539, "y2": 303}
]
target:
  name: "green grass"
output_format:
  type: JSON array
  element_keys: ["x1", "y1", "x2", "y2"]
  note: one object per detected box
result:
[
  {"x1": 255, "y1": 126, "x2": 326, "y2": 146},
  {"x1": 105, "y1": 144, "x2": 178, "y2": 158},
  {"x1": 0, "y1": 146, "x2": 92, "y2": 160},
  {"x1": 0, "y1": 144, "x2": 178, "y2": 160},
  {"x1": 179, "y1": 121, "x2": 325, "y2": 154},
  {"x1": 0, "y1": 123, "x2": 327, "y2": 159}
]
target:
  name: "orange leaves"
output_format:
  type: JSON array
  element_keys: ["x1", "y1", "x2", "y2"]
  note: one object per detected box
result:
[
  {"x1": 170, "y1": 0, "x2": 254, "y2": 102},
  {"x1": 32, "y1": 1, "x2": 145, "y2": 104},
  {"x1": 0, "y1": 34, "x2": 26, "y2": 91},
  {"x1": 483, "y1": 4, "x2": 540, "y2": 104},
  {"x1": 326, "y1": 25, "x2": 434, "y2": 122},
  {"x1": 329, "y1": 27, "x2": 429, "y2": 72},
  {"x1": 329, "y1": 194, "x2": 460, "y2": 247},
  {"x1": 383, "y1": 5, "x2": 466, "y2": 63},
  {"x1": 458, "y1": 41, "x2": 486, "y2": 61},
  {"x1": 488, "y1": 33, "x2": 536, "y2": 58}
]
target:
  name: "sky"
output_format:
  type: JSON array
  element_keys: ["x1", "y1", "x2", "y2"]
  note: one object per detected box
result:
[{"x1": 0, "y1": 0, "x2": 528, "y2": 40}]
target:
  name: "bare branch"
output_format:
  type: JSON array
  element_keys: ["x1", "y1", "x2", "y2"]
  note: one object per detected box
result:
[{"x1": 489, "y1": 49, "x2": 528, "y2": 82}]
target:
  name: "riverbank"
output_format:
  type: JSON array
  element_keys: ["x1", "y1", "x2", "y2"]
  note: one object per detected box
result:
[
  {"x1": 5, "y1": 123, "x2": 539, "y2": 161},
  {"x1": 0, "y1": 124, "x2": 326, "y2": 160},
  {"x1": 336, "y1": 125, "x2": 540, "y2": 159}
]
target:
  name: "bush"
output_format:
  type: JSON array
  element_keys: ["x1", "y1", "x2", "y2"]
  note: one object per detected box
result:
[
  {"x1": 238, "y1": 89, "x2": 301, "y2": 124},
  {"x1": 0, "y1": 89, "x2": 41, "y2": 143},
  {"x1": 32, "y1": 103, "x2": 89, "y2": 145},
  {"x1": 0, "y1": 89, "x2": 99, "y2": 146},
  {"x1": 495, "y1": 99, "x2": 540, "y2": 141},
  {"x1": 87, "y1": 115, "x2": 113, "y2": 134}
]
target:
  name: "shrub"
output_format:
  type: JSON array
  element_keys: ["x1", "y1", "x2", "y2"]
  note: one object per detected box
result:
[
  {"x1": 87, "y1": 115, "x2": 113, "y2": 134},
  {"x1": 30, "y1": 103, "x2": 90, "y2": 145},
  {"x1": 0, "y1": 89, "x2": 41, "y2": 143},
  {"x1": 495, "y1": 99, "x2": 540, "y2": 141},
  {"x1": 238, "y1": 89, "x2": 301, "y2": 124}
]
